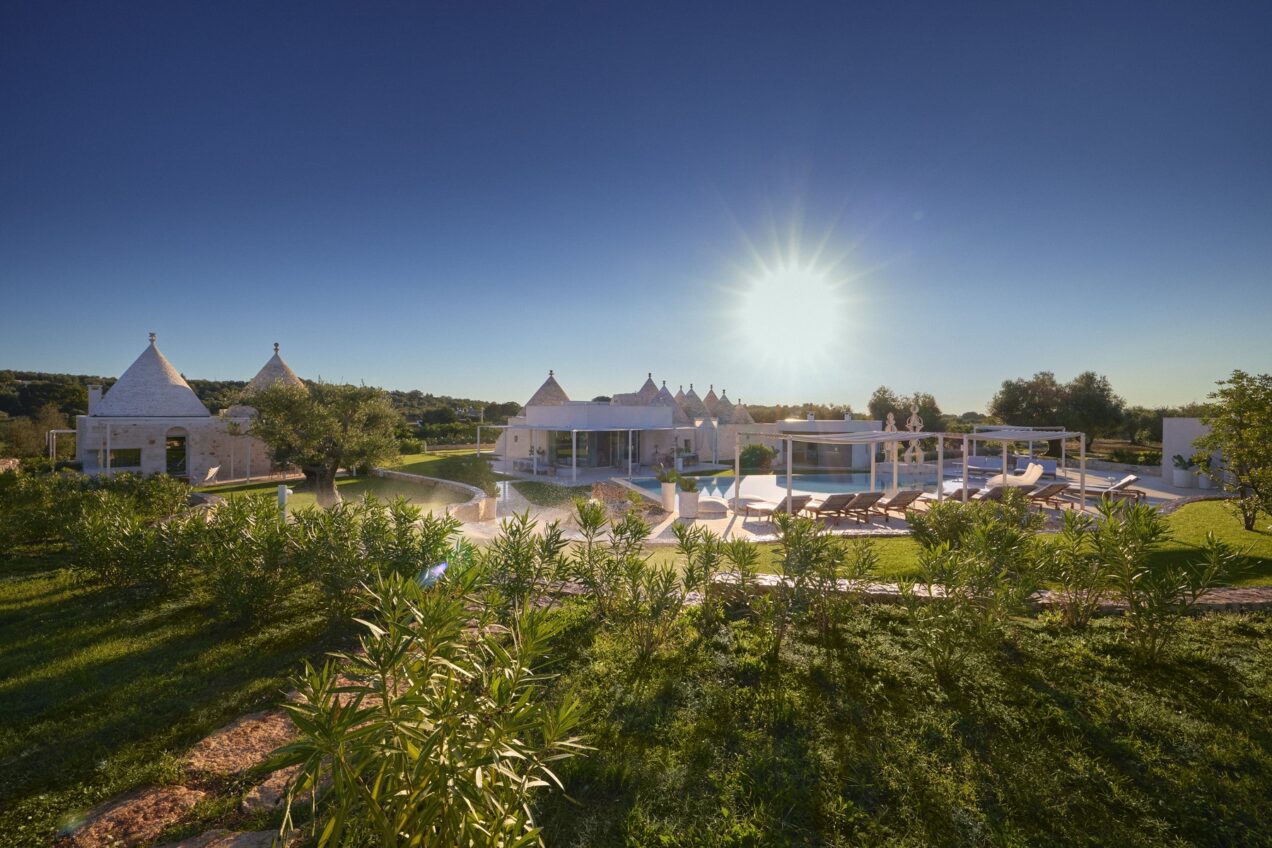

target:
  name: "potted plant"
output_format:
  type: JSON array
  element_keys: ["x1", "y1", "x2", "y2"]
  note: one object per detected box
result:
[
  {"x1": 655, "y1": 468, "x2": 678, "y2": 511},
  {"x1": 1192, "y1": 452, "x2": 1213, "y2": 490},
  {"x1": 1171, "y1": 454, "x2": 1195, "y2": 488},
  {"x1": 677, "y1": 473, "x2": 699, "y2": 518}
]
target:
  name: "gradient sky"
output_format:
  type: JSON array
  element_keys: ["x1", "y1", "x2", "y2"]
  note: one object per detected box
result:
[{"x1": 2, "y1": 1, "x2": 1270, "y2": 412}]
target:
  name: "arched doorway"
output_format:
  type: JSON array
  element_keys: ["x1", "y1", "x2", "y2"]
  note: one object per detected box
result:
[{"x1": 165, "y1": 427, "x2": 188, "y2": 476}]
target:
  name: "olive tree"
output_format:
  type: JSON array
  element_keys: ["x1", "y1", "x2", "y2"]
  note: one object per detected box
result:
[
  {"x1": 1195, "y1": 370, "x2": 1272, "y2": 531},
  {"x1": 250, "y1": 382, "x2": 399, "y2": 508}
]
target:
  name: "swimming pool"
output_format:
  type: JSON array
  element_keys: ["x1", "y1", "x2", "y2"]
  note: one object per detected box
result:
[
  {"x1": 629, "y1": 469, "x2": 1127, "y2": 502},
  {"x1": 631, "y1": 472, "x2": 938, "y2": 501}
]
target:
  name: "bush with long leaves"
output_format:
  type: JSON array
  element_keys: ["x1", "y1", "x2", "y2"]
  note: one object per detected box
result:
[
  {"x1": 482, "y1": 511, "x2": 568, "y2": 616},
  {"x1": 195, "y1": 494, "x2": 297, "y2": 621},
  {"x1": 273, "y1": 568, "x2": 589, "y2": 847},
  {"x1": 1092, "y1": 499, "x2": 1244, "y2": 661}
]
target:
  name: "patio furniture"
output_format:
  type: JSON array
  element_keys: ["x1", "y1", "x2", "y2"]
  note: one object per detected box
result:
[
  {"x1": 741, "y1": 494, "x2": 813, "y2": 520},
  {"x1": 872, "y1": 489, "x2": 924, "y2": 523},
  {"x1": 1076, "y1": 474, "x2": 1146, "y2": 503},
  {"x1": 841, "y1": 491, "x2": 886, "y2": 524},
  {"x1": 975, "y1": 485, "x2": 1010, "y2": 502},
  {"x1": 985, "y1": 462, "x2": 1044, "y2": 488},
  {"x1": 1027, "y1": 482, "x2": 1071, "y2": 510},
  {"x1": 198, "y1": 465, "x2": 220, "y2": 486},
  {"x1": 943, "y1": 486, "x2": 981, "y2": 501},
  {"x1": 1015, "y1": 457, "x2": 1058, "y2": 477},
  {"x1": 805, "y1": 492, "x2": 859, "y2": 520}
]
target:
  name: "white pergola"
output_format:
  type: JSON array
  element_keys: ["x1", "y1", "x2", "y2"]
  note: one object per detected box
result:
[
  {"x1": 733, "y1": 427, "x2": 1087, "y2": 511},
  {"x1": 481, "y1": 423, "x2": 691, "y2": 482}
]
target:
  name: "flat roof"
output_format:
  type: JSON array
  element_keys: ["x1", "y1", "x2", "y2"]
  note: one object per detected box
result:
[
  {"x1": 486, "y1": 423, "x2": 692, "y2": 432},
  {"x1": 737, "y1": 428, "x2": 1084, "y2": 445}
]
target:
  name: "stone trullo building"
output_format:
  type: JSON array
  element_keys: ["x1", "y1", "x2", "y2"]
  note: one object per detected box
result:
[{"x1": 75, "y1": 335, "x2": 304, "y2": 482}]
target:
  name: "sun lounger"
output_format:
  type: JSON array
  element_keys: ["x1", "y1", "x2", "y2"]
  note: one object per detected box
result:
[
  {"x1": 841, "y1": 491, "x2": 886, "y2": 524},
  {"x1": 805, "y1": 492, "x2": 859, "y2": 520},
  {"x1": 872, "y1": 489, "x2": 924, "y2": 523},
  {"x1": 1077, "y1": 474, "x2": 1146, "y2": 503},
  {"x1": 943, "y1": 486, "x2": 980, "y2": 502},
  {"x1": 985, "y1": 462, "x2": 1044, "y2": 489},
  {"x1": 975, "y1": 485, "x2": 1010, "y2": 502},
  {"x1": 1027, "y1": 482, "x2": 1071, "y2": 510},
  {"x1": 741, "y1": 494, "x2": 813, "y2": 519}
]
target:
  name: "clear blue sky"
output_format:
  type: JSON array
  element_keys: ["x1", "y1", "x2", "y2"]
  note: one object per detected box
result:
[{"x1": 2, "y1": 1, "x2": 1269, "y2": 412}]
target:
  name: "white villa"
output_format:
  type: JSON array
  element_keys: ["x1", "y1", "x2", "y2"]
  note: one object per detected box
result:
[
  {"x1": 491, "y1": 371, "x2": 879, "y2": 480},
  {"x1": 75, "y1": 335, "x2": 303, "y2": 482}
]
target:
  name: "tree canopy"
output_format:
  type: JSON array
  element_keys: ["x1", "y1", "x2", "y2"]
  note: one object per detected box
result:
[
  {"x1": 989, "y1": 371, "x2": 1125, "y2": 438},
  {"x1": 1195, "y1": 370, "x2": 1272, "y2": 531},
  {"x1": 250, "y1": 382, "x2": 400, "y2": 508}
]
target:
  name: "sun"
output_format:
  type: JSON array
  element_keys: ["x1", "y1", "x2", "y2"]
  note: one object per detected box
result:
[{"x1": 732, "y1": 262, "x2": 849, "y2": 366}]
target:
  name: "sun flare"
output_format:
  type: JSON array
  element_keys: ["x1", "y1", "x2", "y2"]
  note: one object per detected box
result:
[{"x1": 732, "y1": 263, "x2": 849, "y2": 366}]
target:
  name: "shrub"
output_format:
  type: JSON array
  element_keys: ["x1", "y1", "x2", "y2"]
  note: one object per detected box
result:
[
  {"x1": 196, "y1": 494, "x2": 297, "y2": 621},
  {"x1": 68, "y1": 491, "x2": 193, "y2": 594},
  {"x1": 1045, "y1": 510, "x2": 1106, "y2": 628},
  {"x1": 674, "y1": 523, "x2": 724, "y2": 628},
  {"x1": 740, "y1": 443, "x2": 777, "y2": 473},
  {"x1": 1093, "y1": 500, "x2": 1243, "y2": 661},
  {"x1": 273, "y1": 569, "x2": 588, "y2": 847},
  {"x1": 481, "y1": 510, "x2": 568, "y2": 615}
]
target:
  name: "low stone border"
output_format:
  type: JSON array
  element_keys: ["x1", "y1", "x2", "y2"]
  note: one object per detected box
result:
[{"x1": 370, "y1": 467, "x2": 496, "y2": 522}]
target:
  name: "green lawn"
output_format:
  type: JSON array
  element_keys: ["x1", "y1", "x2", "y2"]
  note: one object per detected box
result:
[
  {"x1": 536, "y1": 604, "x2": 1272, "y2": 847},
  {"x1": 385, "y1": 451, "x2": 507, "y2": 495},
  {"x1": 0, "y1": 549, "x2": 348, "y2": 848},
  {"x1": 198, "y1": 474, "x2": 466, "y2": 513}
]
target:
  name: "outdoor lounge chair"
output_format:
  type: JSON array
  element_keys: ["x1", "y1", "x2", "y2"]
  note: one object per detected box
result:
[
  {"x1": 975, "y1": 485, "x2": 1010, "y2": 502},
  {"x1": 805, "y1": 492, "x2": 859, "y2": 520},
  {"x1": 872, "y1": 489, "x2": 924, "y2": 523},
  {"x1": 943, "y1": 486, "x2": 980, "y2": 502},
  {"x1": 1027, "y1": 482, "x2": 1071, "y2": 510},
  {"x1": 1077, "y1": 474, "x2": 1146, "y2": 503},
  {"x1": 741, "y1": 494, "x2": 813, "y2": 520},
  {"x1": 841, "y1": 491, "x2": 886, "y2": 524},
  {"x1": 985, "y1": 462, "x2": 1044, "y2": 489}
]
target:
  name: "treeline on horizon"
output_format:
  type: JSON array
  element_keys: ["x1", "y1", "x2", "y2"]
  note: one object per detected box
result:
[{"x1": 2, "y1": 367, "x2": 1214, "y2": 460}]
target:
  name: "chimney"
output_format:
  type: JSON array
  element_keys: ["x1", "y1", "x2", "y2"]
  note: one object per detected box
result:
[
  {"x1": 88, "y1": 385, "x2": 102, "y2": 414},
  {"x1": 807, "y1": 412, "x2": 815, "y2": 421},
  {"x1": 844, "y1": 412, "x2": 851, "y2": 420}
]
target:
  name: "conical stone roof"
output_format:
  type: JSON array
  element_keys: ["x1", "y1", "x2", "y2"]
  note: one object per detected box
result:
[
  {"x1": 653, "y1": 381, "x2": 692, "y2": 426},
  {"x1": 731, "y1": 398, "x2": 755, "y2": 425},
  {"x1": 703, "y1": 384, "x2": 719, "y2": 415},
  {"x1": 674, "y1": 385, "x2": 686, "y2": 404},
  {"x1": 714, "y1": 391, "x2": 737, "y2": 424},
  {"x1": 635, "y1": 373, "x2": 659, "y2": 404},
  {"x1": 94, "y1": 334, "x2": 211, "y2": 418},
  {"x1": 680, "y1": 384, "x2": 709, "y2": 420},
  {"x1": 526, "y1": 370, "x2": 570, "y2": 407},
  {"x1": 245, "y1": 343, "x2": 304, "y2": 394}
]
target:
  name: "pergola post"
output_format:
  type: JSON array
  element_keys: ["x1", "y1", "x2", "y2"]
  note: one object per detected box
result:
[
  {"x1": 785, "y1": 436, "x2": 793, "y2": 507},
  {"x1": 1061, "y1": 438, "x2": 1067, "y2": 473},
  {"x1": 627, "y1": 429, "x2": 633, "y2": 479},
  {"x1": 936, "y1": 434, "x2": 944, "y2": 501},
  {"x1": 105, "y1": 424, "x2": 111, "y2": 473},
  {"x1": 1002, "y1": 439, "x2": 1009, "y2": 480},
  {"x1": 869, "y1": 442, "x2": 877, "y2": 493},
  {"x1": 475, "y1": 426, "x2": 481, "y2": 457},
  {"x1": 733, "y1": 438, "x2": 741, "y2": 512},
  {"x1": 1079, "y1": 433, "x2": 1087, "y2": 506},
  {"x1": 246, "y1": 439, "x2": 252, "y2": 481},
  {"x1": 891, "y1": 437, "x2": 899, "y2": 495},
  {"x1": 571, "y1": 430, "x2": 578, "y2": 483},
  {"x1": 532, "y1": 429, "x2": 537, "y2": 476},
  {"x1": 961, "y1": 434, "x2": 969, "y2": 501}
]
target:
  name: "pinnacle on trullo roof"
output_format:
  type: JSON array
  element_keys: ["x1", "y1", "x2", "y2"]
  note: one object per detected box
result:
[
  {"x1": 730, "y1": 397, "x2": 755, "y2": 425},
  {"x1": 674, "y1": 384, "x2": 686, "y2": 404},
  {"x1": 92, "y1": 333, "x2": 211, "y2": 418},
  {"x1": 526, "y1": 369, "x2": 570, "y2": 407},
  {"x1": 679, "y1": 383, "x2": 710, "y2": 420},
  {"x1": 702, "y1": 384, "x2": 719, "y2": 415}
]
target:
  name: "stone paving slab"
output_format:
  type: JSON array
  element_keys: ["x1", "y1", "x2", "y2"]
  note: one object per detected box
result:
[
  {"x1": 181, "y1": 709, "x2": 296, "y2": 776},
  {"x1": 57, "y1": 786, "x2": 207, "y2": 847}
]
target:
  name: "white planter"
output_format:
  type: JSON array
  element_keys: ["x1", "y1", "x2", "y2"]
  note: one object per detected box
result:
[
  {"x1": 660, "y1": 482, "x2": 677, "y2": 511},
  {"x1": 1172, "y1": 468, "x2": 1195, "y2": 488},
  {"x1": 678, "y1": 490, "x2": 699, "y2": 519},
  {"x1": 1197, "y1": 472, "x2": 1213, "y2": 490}
]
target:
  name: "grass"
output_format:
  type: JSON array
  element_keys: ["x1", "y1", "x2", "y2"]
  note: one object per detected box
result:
[
  {"x1": 512, "y1": 481, "x2": 593, "y2": 507},
  {"x1": 536, "y1": 603, "x2": 1272, "y2": 847},
  {"x1": 385, "y1": 451, "x2": 508, "y2": 495},
  {"x1": 198, "y1": 474, "x2": 466, "y2": 512},
  {"x1": 0, "y1": 548, "x2": 349, "y2": 848}
]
